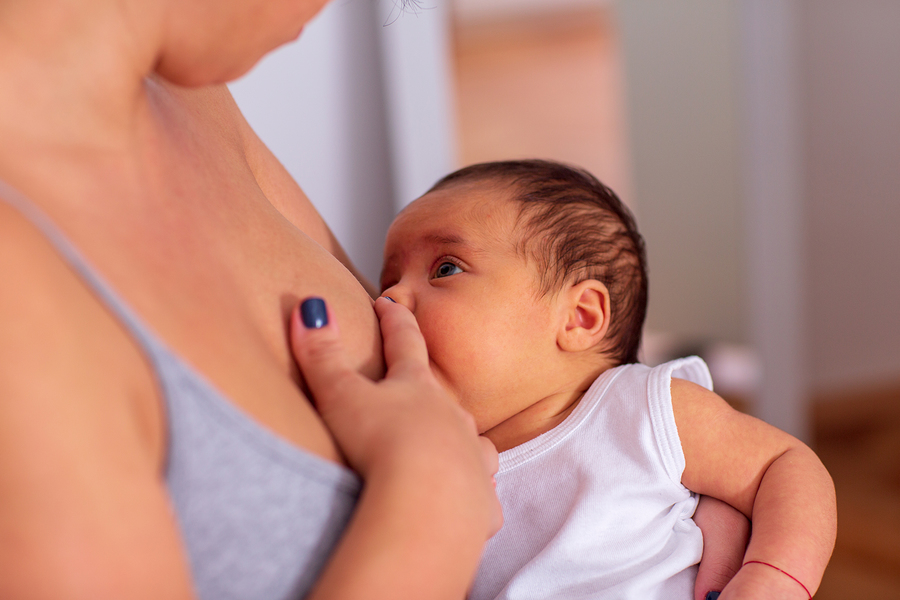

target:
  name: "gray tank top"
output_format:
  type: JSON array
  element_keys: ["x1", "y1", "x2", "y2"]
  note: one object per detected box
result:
[{"x1": 0, "y1": 180, "x2": 360, "y2": 600}]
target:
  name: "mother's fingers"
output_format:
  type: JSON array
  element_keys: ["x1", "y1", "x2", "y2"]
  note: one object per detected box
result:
[
  {"x1": 290, "y1": 297, "x2": 363, "y2": 410},
  {"x1": 478, "y1": 436, "x2": 504, "y2": 536},
  {"x1": 693, "y1": 496, "x2": 750, "y2": 600},
  {"x1": 374, "y1": 297, "x2": 430, "y2": 377},
  {"x1": 479, "y1": 436, "x2": 500, "y2": 478}
]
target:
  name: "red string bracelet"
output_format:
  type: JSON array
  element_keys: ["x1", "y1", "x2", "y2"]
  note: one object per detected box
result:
[{"x1": 743, "y1": 560, "x2": 812, "y2": 599}]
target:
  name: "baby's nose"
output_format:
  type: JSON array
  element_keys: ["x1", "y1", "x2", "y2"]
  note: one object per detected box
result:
[{"x1": 381, "y1": 283, "x2": 414, "y2": 312}]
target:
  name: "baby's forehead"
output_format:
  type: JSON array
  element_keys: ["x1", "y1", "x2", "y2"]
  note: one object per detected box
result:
[
  {"x1": 383, "y1": 183, "x2": 530, "y2": 270},
  {"x1": 397, "y1": 180, "x2": 519, "y2": 231}
]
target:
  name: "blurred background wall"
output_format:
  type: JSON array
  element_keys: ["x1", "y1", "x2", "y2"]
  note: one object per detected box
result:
[
  {"x1": 230, "y1": 2, "x2": 899, "y2": 594},
  {"x1": 803, "y1": 1, "x2": 900, "y2": 396}
]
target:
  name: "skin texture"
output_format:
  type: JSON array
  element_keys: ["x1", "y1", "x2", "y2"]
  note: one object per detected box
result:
[
  {"x1": 0, "y1": 0, "x2": 499, "y2": 598},
  {"x1": 381, "y1": 185, "x2": 837, "y2": 599}
]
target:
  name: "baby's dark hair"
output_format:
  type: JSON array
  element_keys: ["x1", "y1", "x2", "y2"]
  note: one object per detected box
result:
[{"x1": 428, "y1": 159, "x2": 648, "y2": 365}]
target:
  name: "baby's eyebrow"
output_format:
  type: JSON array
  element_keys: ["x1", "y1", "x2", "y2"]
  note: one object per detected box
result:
[
  {"x1": 420, "y1": 232, "x2": 490, "y2": 259},
  {"x1": 421, "y1": 232, "x2": 466, "y2": 246}
]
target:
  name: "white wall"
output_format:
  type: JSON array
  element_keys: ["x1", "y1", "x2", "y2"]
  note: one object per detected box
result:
[
  {"x1": 616, "y1": 0, "x2": 817, "y2": 438},
  {"x1": 801, "y1": 0, "x2": 900, "y2": 395},
  {"x1": 378, "y1": 0, "x2": 458, "y2": 208},
  {"x1": 232, "y1": 0, "x2": 900, "y2": 423},
  {"x1": 615, "y1": 0, "x2": 747, "y2": 345},
  {"x1": 738, "y1": 0, "x2": 809, "y2": 439}
]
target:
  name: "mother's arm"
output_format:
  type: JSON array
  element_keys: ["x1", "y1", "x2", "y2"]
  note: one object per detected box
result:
[{"x1": 0, "y1": 207, "x2": 196, "y2": 600}]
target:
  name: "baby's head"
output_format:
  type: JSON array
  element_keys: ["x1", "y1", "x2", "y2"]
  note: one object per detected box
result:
[{"x1": 380, "y1": 159, "x2": 647, "y2": 434}]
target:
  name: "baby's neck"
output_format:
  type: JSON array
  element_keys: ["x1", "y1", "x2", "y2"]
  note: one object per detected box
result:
[{"x1": 482, "y1": 361, "x2": 615, "y2": 453}]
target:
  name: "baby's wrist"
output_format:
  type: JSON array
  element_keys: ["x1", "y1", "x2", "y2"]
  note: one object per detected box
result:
[
  {"x1": 721, "y1": 561, "x2": 813, "y2": 600},
  {"x1": 742, "y1": 560, "x2": 812, "y2": 598}
]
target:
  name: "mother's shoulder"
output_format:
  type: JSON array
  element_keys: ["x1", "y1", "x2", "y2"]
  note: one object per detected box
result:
[
  {"x1": 0, "y1": 198, "x2": 165, "y2": 458},
  {"x1": 0, "y1": 198, "x2": 117, "y2": 341},
  {"x1": 0, "y1": 198, "x2": 136, "y2": 356},
  {"x1": 0, "y1": 199, "x2": 65, "y2": 283}
]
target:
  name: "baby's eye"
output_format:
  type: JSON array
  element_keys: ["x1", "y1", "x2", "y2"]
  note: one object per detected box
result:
[{"x1": 433, "y1": 261, "x2": 463, "y2": 279}]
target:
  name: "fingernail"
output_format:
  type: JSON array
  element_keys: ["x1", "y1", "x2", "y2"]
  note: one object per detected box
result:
[
  {"x1": 300, "y1": 297, "x2": 328, "y2": 329},
  {"x1": 705, "y1": 592, "x2": 721, "y2": 600},
  {"x1": 383, "y1": 296, "x2": 396, "y2": 303}
]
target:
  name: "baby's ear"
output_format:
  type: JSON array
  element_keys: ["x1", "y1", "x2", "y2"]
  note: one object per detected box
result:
[{"x1": 557, "y1": 279, "x2": 611, "y2": 353}]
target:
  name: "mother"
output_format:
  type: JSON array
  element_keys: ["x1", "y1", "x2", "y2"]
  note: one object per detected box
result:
[
  {"x1": 0, "y1": 0, "x2": 744, "y2": 599},
  {"x1": 0, "y1": 0, "x2": 499, "y2": 597}
]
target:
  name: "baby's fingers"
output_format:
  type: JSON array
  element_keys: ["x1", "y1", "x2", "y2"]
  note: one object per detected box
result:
[
  {"x1": 374, "y1": 297, "x2": 430, "y2": 378},
  {"x1": 290, "y1": 297, "x2": 364, "y2": 412}
]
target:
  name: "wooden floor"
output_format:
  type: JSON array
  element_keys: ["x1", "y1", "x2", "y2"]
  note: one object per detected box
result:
[
  {"x1": 452, "y1": 9, "x2": 900, "y2": 598},
  {"x1": 813, "y1": 388, "x2": 900, "y2": 598}
]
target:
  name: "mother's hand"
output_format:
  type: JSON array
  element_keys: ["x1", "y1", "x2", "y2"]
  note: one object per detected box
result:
[
  {"x1": 290, "y1": 297, "x2": 501, "y2": 598},
  {"x1": 693, "y1": 496, "x2": 751, "y2": 600},
  {"x1": 291, "y1": 297, "x2": 499, "y2": 494}
]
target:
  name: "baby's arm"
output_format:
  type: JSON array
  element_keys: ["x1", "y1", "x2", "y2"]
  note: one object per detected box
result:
[{"x1": 673, "y1": 379, "x2": 836, "y2": 599}]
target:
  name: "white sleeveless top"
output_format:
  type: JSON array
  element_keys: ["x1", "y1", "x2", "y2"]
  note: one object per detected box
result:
[{"x1": 470, "y1": 357, "x2": 712, "y2": 600}]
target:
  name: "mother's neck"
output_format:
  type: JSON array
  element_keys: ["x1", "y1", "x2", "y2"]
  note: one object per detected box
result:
[{"x1": 0, "y1": 0, "x2": 164, "y2": 189}]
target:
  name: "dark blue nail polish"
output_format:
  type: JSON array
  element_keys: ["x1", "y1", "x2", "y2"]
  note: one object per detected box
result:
[
  {"x1": 300, "y1": 297, "x2": 328, "y2": 329},
  {"x1": 705, "y1": 592, "x2": 721, "y2": 600},
  {"x1": 383, "y1": 296, "x2": 396, "y2": 303}
]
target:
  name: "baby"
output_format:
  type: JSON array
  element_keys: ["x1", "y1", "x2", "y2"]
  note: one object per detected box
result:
[{"x1": 379, "y1": 160, "x2": 836, "y2": 600}]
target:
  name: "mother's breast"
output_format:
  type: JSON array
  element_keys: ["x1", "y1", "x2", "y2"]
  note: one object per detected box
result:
[{"x1": 263, "y1": 220, "x2": 385, "y2": 385}]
